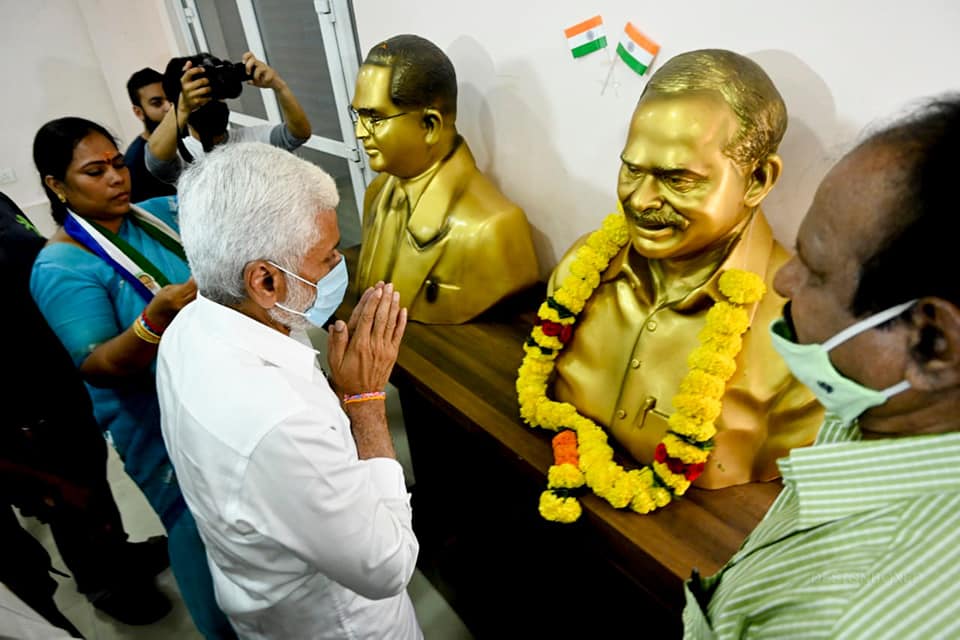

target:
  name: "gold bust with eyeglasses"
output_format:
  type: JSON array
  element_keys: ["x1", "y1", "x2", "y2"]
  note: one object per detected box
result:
[{"x1": 351, "y1": 34, "x2": 539, "y2": 324}]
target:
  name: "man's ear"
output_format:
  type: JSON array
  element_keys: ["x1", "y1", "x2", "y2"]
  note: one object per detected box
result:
[
  {"x1": 905, "y1": 297, "x2": 960, "y2": 392},
  {"x1": 244, "y1": 260, "x2": 285, "y2": 309},
  {"x1": 743, "y1": 153, "x2": 783, "y2": 208},
  {"x1": 132, "y1": 105, "x2": 145, "y2": 123},
  {"x1": 422, "y1": 108, "x2": 444, "y2": 145}
]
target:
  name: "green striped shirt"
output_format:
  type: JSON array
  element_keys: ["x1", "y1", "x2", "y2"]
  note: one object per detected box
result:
[{"x1": 683, "y1": 414, "x2": 960, "y2": 639}]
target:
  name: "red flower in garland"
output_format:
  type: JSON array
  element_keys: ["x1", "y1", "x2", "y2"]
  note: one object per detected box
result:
[
  {"x1": 684, "y1": 463, "x2": 706, "y2": 482},
  {"x1": 654, "y1": 443, "x2": 668, "y2": 463},
  {"x1": 536, "y1": 318, "x2": 574, "y2": 344},
  {"x1": 654, "y1": 443, "x2": 706, "y2": 483}
]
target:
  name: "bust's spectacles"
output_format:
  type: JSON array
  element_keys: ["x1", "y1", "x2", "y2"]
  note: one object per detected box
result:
[{"x1": 348, "y1": 107, "x2": 412, "y2": 135}]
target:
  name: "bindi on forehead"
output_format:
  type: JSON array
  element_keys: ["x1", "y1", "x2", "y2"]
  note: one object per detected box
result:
[{"x1": 75, "y1": 149, "x2": 122, "y2": 171}]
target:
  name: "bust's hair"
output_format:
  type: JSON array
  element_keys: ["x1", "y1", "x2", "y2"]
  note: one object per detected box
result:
[
  {"x1": 641, "y1": 49, "x2": 787, "y2": 169},
  {"x1": 363, "y1": 34, "x2": 458, "y2": 118},
  {"x1": 177, "y1": 142, "x2": 339, "y2": 306}
]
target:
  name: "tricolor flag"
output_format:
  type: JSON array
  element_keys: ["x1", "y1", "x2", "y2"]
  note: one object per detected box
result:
[
  {"x1": 616, "y1": 23, "x2": 660, "y2": 76},
  {"x1": 564, "y1": 16, "x2": 607, "y2": 59}
]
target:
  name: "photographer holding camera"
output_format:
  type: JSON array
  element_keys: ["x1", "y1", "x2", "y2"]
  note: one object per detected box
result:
[{"x1": 146, "y1": 52, "x2": 312, "y2": 184}]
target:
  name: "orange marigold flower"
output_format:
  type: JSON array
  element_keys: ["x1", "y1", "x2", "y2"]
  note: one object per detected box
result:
[{"x1": 552, "y1": 430, "x2": 579, "y2": 466}]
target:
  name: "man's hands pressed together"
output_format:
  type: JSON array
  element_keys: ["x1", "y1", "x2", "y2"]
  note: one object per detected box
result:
[{"x1": 327, "y1": 282, "x2": 407, "y2": 460}]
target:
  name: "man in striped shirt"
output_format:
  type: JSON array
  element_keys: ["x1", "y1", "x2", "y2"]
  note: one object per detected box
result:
[{"x1": 683, "y1": 96, "x2": 960, "y2": 638}]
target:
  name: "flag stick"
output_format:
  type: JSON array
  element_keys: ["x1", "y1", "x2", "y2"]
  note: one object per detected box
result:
[{"x1": 600, "y1": 56, "x2": 617, "y2": 95}]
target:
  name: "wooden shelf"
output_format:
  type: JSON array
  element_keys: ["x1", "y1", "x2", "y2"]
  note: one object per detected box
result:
[{"x1": 337, "y1": 247, "x2": 779, "y2": 636}]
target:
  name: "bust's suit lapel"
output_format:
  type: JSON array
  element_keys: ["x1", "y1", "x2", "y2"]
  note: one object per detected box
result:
[{"x1": 390, "y1": 143, "x2": 475, "y2": 309}]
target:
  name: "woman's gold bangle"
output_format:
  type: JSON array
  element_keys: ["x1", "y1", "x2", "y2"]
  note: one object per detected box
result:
[{"x1": 133, "y1": 318, "x2": 161, "y2": 344}]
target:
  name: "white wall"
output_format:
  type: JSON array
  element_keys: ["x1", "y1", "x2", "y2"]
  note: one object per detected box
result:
[
  {"x1": 6, "y1": 1, "x2": 958, "y2": 254},
  {"x1": 353, "y1": 0, "x2": 960, "y2": 275},
  {"x1": 0, "y1": 0, "x2": 177, "y2": 235}
]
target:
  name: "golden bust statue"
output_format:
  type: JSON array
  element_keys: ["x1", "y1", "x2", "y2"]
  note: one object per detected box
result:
[
  {"x1": 352, "y1": 35, "x2": 539, "y2": 324},
  {"x1": 550, "y1": 49, "x2": 823, "y2": 488}
]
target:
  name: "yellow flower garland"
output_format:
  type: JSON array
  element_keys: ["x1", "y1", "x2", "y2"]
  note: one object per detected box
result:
[{"x1": 516, "y1": 209, "x2": 766, "y2": 523}]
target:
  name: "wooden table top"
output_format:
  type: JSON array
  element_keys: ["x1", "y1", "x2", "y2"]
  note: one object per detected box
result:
[{"x1": 338, "y1": 248, "x2": 780, "y2": 586}]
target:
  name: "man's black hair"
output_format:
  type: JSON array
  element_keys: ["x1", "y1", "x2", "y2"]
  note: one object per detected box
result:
[
  {"x1": 363, "y1": 35, "x2": 458, "y2": 117},
  {"x1": 188, "y1": 102, "x2": 230, "y2": 152},
  {"x1": 126, "y1": 67, "x2": 164, "y2": 108},
  {"x1": 852, "y1": 95, "x2": 960, "y2": 316}
]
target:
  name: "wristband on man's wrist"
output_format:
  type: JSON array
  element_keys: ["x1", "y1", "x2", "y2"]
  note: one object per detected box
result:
[{"x1": 343, "y1": 391, "x2": 386, "y2": 405}]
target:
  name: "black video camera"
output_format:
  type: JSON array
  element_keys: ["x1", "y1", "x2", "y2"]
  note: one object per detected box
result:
[{"x1": 163, "y1": 53, "x2": 252, "y2": 103}]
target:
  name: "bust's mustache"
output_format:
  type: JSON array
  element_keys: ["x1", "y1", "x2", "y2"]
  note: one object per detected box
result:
[{"x1": 624, "y1": 204, "x2": 689, "y2": 231}]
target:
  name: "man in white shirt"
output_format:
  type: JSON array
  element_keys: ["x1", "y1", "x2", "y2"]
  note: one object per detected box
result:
[{"x1": 157, "y1": 141, "x2": 421, "y2": 639}]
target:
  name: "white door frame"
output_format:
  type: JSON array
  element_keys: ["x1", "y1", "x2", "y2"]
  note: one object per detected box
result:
[{"x1": 170, "y1": 0, "x2": 370, "y2": 226}]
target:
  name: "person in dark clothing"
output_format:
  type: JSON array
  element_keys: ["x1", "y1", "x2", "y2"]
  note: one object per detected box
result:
[
  {"x1": 125, "y1": 67, "x2": 178, "y2": 202},
  {"x1": 0, "y1": 191, "x2": 172, "y2": 634}
]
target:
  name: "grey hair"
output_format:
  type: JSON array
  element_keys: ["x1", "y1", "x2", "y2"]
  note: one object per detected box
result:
[{"x1": 177, "y1": 142, "x2": 339, "y2": 306}]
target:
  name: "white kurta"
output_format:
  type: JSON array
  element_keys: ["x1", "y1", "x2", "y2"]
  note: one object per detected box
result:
[{"x1": 157, "y1": 294, "x2": 421, "y2": 639}]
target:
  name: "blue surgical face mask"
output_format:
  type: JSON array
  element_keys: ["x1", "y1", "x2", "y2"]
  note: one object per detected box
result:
[
  {"x1": 769, "y1": 299, "x2": 916, "y2": 424},
  {"x1": 270, "y1": 258, "x2": 348, "y2": 328}
]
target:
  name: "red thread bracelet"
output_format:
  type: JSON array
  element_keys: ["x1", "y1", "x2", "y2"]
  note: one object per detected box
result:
[
  {"x1": 140, "y1": 310, "x2": 164, "y2": 336},
  {"x1": 343, "y1": 391, "x2": 386, "y2": 405}
]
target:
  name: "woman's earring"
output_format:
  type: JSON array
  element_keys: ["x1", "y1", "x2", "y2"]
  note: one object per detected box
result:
[{"x1": 57, "y1": 192, "x2": 66, "y2": 203}]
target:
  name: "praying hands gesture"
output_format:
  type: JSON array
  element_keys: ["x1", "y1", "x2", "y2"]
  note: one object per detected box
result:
[
  {"x1": 327, "y1": 282, "x2": 407, "y2": 460},
  {"x1": 327, "y1": 282, "x2": 406, "y2": 396}
]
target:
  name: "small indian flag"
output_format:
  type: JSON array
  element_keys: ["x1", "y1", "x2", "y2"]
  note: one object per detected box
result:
[
  {"x1": 564, "y1": 16, "x2": 607, "y2": 59},
  {"x1": 616, "y1": 23, "x2": 660, "y2": 76}
]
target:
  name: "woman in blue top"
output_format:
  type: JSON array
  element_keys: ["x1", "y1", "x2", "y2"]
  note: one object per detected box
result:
[{"x1": 30, "y1": 117, "x2": 234, "y2": 639}]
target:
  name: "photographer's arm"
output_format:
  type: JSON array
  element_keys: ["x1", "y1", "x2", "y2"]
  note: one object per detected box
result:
[
  {"x1": 243, "y1": 52, "x2": 312, "y2": 141},
  {"x1": 274, "y1": 82, "x2": 312, "y2": 140},
  {"x1": 148, "y1": 64, "x2": 211, "y2": 162},
  {"x1": 148, "y1": 97, "x2": 185, "y2": 163}
]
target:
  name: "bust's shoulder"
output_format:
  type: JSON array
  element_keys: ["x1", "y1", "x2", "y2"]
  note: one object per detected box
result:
[
  {"x1": 362, "y1": 173, "x2": 391, "y2": 214},
  {"x1": 450, "y1": 168, "x2": 526, "y2": 226}
]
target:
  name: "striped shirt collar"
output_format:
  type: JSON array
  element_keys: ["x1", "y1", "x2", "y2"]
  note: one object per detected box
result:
[{"x1": 778, "y1": 414, "x2": 960, "y2": 529}]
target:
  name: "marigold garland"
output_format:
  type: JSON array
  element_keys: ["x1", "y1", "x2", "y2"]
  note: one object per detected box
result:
[{"x1": 516, "y1": 208, "x2": 766, "y2": 523}]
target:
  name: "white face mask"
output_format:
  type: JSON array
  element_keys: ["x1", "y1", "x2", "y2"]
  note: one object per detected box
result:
[
  {"x1": 769, "y1": 299, "x2": 917, "y2": 424},
  {"x1": 270, "y1": 259, "x2": 348, "y2": 328}
]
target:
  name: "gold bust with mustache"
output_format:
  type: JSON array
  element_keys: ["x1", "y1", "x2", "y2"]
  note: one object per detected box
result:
[{"x1": 549, "y1": 49, "x2": 822, "y2": 488}]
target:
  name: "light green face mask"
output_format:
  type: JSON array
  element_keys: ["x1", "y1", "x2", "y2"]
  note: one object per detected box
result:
[{"x1": 769, "y1": 299, "x2": 916, "y2": 424}]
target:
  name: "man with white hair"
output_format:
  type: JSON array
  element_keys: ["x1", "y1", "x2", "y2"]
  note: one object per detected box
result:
[{"x1": 156, "y1": 142, "x2": 421, "y2": 639}]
